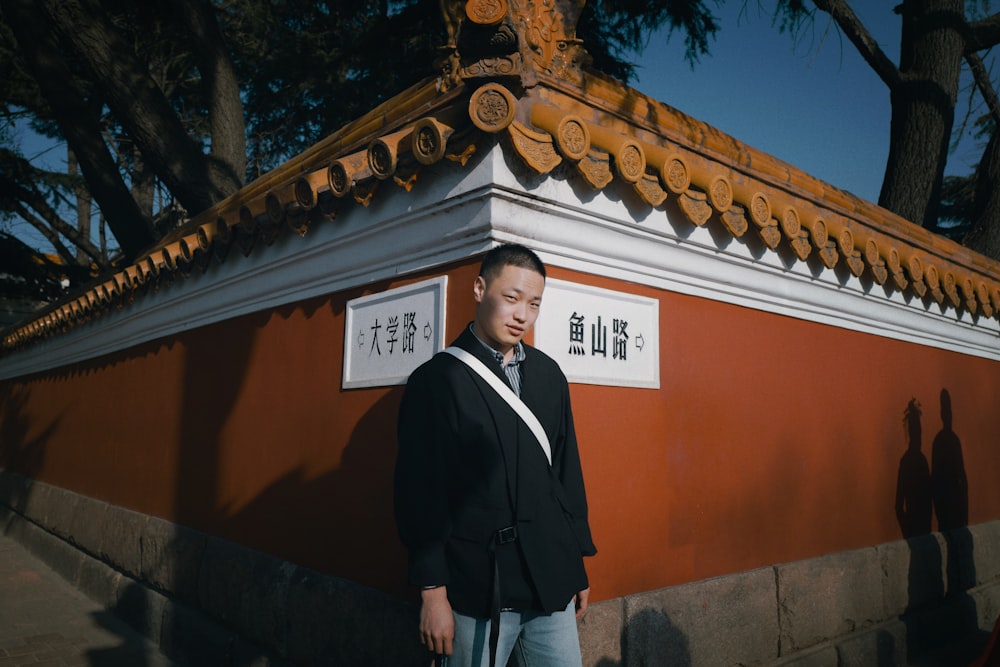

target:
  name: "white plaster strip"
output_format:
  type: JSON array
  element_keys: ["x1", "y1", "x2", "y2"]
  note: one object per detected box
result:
[{"x1": 2, "y1": 145, "x2": 998, "y2": 381}]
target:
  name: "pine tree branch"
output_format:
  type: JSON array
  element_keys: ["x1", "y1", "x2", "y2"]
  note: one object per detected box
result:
[{"x1": 811, "y1": 0, "x2": 903, "y2": 89}]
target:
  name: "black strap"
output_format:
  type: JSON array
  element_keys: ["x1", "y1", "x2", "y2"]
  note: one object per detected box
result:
[
  {"x1": 489, "y1": 550, "x2": 501, "y2": 667},
  {"x1": 488, "y1": 525, "x2": 519, "y2": 667},
  {"x1": 457, "y1": 352, "x2": 521, "y2": 667}
]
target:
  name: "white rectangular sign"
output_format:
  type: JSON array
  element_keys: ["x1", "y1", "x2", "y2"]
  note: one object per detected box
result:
[
  {"x1": 342, "y1": 276, "x2": 447, "y2": 388},
  {"x1": 534, "y1": 278, "x2": 659, "y2": 388}
]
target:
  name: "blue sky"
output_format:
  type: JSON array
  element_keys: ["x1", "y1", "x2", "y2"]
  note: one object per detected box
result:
[{"x1": 627, "y1": 3, "x2": 985, "y2": 206}]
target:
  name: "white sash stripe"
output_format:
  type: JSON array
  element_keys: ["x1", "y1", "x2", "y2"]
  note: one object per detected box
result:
[{"x1": 443, "y1": 346, "x2": 553, "y2": 466}]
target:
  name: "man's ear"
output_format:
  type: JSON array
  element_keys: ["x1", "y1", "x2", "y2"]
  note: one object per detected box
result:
[{"x1": 473, "y1": 275, "x2": 486, "y2": 303}]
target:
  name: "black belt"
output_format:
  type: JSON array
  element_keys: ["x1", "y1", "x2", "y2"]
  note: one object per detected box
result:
[
  {"x1": 489, "y1": 526, "x2": 517, "y2": 667},
  {"x1": 495, "y1": 525, "x2": 517, "y2": 545}
]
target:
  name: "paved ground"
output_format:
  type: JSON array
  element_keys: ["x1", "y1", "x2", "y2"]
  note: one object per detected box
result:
[{"x1": 0, "y1": 534, "x2": 180, "y2": 667}]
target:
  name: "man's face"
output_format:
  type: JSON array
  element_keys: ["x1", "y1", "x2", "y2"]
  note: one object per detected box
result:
[{"x1": 472, "y1": 264, "x2": 545, "y2": 358}]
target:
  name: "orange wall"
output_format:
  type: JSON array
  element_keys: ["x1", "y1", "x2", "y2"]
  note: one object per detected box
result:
[{"x1": 2, "y1": 259, "x2": 999, "y2": 604}]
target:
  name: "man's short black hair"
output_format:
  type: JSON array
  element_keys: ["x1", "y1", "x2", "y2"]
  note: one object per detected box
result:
[{"x1": 479, "y1": 243, "x2": 546, "y2": 282}]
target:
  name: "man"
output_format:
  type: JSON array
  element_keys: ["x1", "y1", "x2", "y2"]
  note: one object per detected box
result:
[{"x1": 394, "y1": 244, "x2": 597, "y2": 666}]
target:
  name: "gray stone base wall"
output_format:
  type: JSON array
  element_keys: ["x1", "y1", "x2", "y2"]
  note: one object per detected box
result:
[
  {"x1": 2, "y1": 470, "x2": 997, "y2": 666},
  {"x1": 0, "y1": 471, "x2": 424, "y2": 666},
  {"x1": 579, "y1": 527, "x2": 1000, "y2": 666}
]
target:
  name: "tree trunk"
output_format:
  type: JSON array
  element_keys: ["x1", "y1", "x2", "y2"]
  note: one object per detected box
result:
[
  {"x1": 131, "y1": 147, "x2": 155, "y2": 220},
  {"x1": 170, "y1": 0, "x2": 247, "y2": 183},
  {"x1": 0, "y1": 0, "x2": 155, "y2": 260},
  {"x1": 879, "y1": 0, "x2": 965, "y2": 228},
  {"x1": 68, "y1": 149, "x2": 94, "y2": 266},
  {"x1": 963, "y1": 128, "x2": 1000, "y2": 258},
  {"x1": 39, "y1": 0, "x2": 243, "y2": 216}
]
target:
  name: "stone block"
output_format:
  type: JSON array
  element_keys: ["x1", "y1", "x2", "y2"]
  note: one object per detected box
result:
[
  {"x1": 160, "y1": 600, "x2": 237, "y2": 667},
  {"x1": 140, "y1": 516, "x2": 206, "y2": 604},
  {"x1": 878, "y1": 539, "x2": 909, "y2": 618},
  {"x1": 44, "y1": 486, "x2": 82, "y2": 542},
  {"x1": 902, "y1": 592, "x2": 980, "y2": 655},
  {"x1": 971, "y1": 581, "x2": 1000, "y2": 632},
  {"x1": 20, "y1": 479, "x2": 53, "y2": 525},
  {"x1": 942, "y1": 527, "x2": 977, "y2": 595},
  {"x1": 231, "y1": 637, "x2": 284, "y2": 667},
  {"x1": 879, "y1": 533, "x2": 946, "y2": 616},
  {"x1": 98, "y1": 504, "x2": 147, "y2": 579},
  {"x1": 380, "y1": 594, "x2": 425, "y2": 667},
  {"x1": 3, "y1": 511, "x2": 29, "y2": 542},
  {"x1": 771, "y1": 645, "x2": 839, "y2": 667},
  {"x1": 67, "y1": 495, "x2": 108, "y2": 557},
  {"x1": 0, "y1": 470, "x2": 32, "y2": 514},
  {"x1": 197, "y1": 535, "x2": 255, "y2": 624},
  {"x1": 971, "y1": 520, "x2": 1000, "y2": 586},
  {"x1": 624, "y1": 567, "x2": 778, "y2": 667},
  {"x1": 579, "y1": 598, "x2": 622, "y2": 667},
  {"x1": 777, "y1": 547, "x2": 884, "y2": 653},
  {"x1": 238, "y1": 551, "x2": 293, "y2": 656},
  {"x1": 78, "y1": 551, "x2": 122, "y2": 608},
  {"x1": 284, "y1": 566, "x2": 425, "y2": 667},
  {"x1": 115, "y1": 577, "x2": 168, "y2": 646},
  {"x1": 196, "y1": 536, "x2": 296, "y2": 656},
  {"x1": 835, "y1": 622, "x2": 905, "y2": 667}
]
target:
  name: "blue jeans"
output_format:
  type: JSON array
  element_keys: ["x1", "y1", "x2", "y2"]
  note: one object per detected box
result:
[{"x1": 446, "y1": 601, "x2": 582, "y2": 667}]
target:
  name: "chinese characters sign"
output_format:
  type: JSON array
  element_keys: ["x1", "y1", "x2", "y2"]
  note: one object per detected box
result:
[
  {"x1": 534, "y1": 279, "x2": 659, "y2": 388},
  {"x1": 342, "y1": 276, "x2": 447, "y2": 388}
]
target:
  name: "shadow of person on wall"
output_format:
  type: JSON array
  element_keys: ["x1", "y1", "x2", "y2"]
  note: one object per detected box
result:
[
  {"x1": 933, "y1": 390, "x2": 979, "y2": 630},
  {"x1": 924, "y1": 389, "x2": 986, "y2": 664},
  {"x1": 896, "y1": 398, "x2": 945, "y2": 662},
  {"x1": 932, "y1": 389, "x2": 968, "y2": 533},
  {"x1": 896, "y1": 398, "x2": 933, "y2": 539},
  {"x1": 931, "y1": 389, "x2": 976, "y2": 604},
  {"x1": 622, "y1": 608, "x2": 691, "y2": 667}
]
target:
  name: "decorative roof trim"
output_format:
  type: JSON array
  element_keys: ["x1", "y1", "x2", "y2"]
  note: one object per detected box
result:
[{"x1": 4, "y1": 69, "x2": 1000, "y2": 362}]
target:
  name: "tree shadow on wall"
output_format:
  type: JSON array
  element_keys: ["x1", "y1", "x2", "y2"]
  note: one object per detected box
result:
[
  {"x1": 186, "y1": 385, "x2": 421, "y2": 665},
  {"x1": 139, "y1": 297, "x2": 422, "y2": 664},
  {"x1": 0, "y1": 381, "x2": 57, "y2": 518},
  {"x1": 209, "y1": 387, "x2": 409, "y2": 596}
]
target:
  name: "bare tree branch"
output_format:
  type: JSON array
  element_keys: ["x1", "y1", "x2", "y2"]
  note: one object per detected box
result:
[
  {"x1": 0, "y1": 0, "x2": 156, "y2": 259},
  {"x1": 965, "y1": 12, "x2": 1000, "y2": 52},
  {"x1": 812, "y1": 0, "x2": 903, "y2": 89},
  {"x1": 9, "y1": 201, "x2": 77, "y2": 267},
  {"x1": 37, "y1": 0, "x2": 243, "y2": 215},
  {"x1": 0, "y1": 150, "x2": 109, "y2": 268},
  {"x1": 964, "y1": 50, "x2": 1000, "y2": 126}
]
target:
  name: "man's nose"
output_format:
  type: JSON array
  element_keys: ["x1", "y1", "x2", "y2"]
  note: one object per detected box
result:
[{"x1": 513, "y1": 304, "x2": 527, "y2": 321}]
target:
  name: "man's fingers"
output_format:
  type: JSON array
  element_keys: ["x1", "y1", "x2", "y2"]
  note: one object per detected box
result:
[{"x1": 575, "y1": 587, "x2": 590, "y2": 618}]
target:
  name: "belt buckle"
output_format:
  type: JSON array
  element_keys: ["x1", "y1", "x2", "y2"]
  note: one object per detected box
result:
[{"x1": 495, "y1": 526, "x2": 517, "y2": 545}]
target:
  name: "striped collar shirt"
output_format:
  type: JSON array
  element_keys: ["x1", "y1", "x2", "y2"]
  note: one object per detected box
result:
[{"x1": 469, "y1": 324, "x2": 527, "y2": 397}]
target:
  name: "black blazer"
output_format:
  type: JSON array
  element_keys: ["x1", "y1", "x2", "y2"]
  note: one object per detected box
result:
[{"x1": 394, "y1": 327, "x2": 597, "y2": 617}]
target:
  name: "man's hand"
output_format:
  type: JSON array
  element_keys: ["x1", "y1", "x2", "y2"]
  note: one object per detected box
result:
[
  {"x1": 420, "y1": 586, "x2": 455, "y2": 656},
  {"x1": 574, "y1": 587, "x2": 590, "y2": 618}
]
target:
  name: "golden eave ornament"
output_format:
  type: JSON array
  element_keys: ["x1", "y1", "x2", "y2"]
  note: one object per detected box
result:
[{"x1": 439, "y1": 0, "x2": 589, "y2": 89}]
